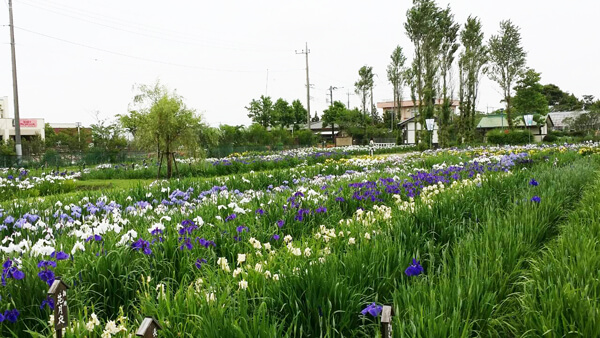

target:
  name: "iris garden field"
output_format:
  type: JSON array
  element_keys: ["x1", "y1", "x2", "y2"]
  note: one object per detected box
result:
[{"x1": 1, "y1": 143, "x2": 600, "y2": 337}]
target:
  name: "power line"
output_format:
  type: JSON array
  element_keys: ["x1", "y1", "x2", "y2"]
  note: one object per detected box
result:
[
  {"x1": 15, "y1": 26, "x2": 303, "y2": 74},
  {"x1": 18, "y1": 0, "x2": 290, "y2": 53}
]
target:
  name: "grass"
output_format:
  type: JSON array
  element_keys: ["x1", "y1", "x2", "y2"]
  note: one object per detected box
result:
[
  {"x1": 75, "y1": 179, "x2": 155, "y2": 191},
  {"x1": 1, "y1": 149, "x2": 600, "y2": 337}
]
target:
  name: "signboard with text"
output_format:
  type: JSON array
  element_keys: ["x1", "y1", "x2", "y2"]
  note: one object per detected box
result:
[{"x1": 12, "y1": 119, "x2": 38, "y2": 128}]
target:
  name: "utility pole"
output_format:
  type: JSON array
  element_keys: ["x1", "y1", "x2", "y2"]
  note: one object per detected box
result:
[
  {"x1": 295, "y1": 42, "x2": 311, "y2": 130},
  {"x1": 346, "y1": 90, "x2": 352, "y2": 109},
  {"x1": 8, "y1": 0, "x2": 22, "y2": 161},
  {"x1": 328, "y1": 86, "x2": 343, "y2": 107}
]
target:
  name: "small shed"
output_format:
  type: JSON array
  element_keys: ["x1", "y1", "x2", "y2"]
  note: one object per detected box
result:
[
  {"x1": 397, "y1": 117, "x2": 438, "y2": 145},
  {"x1": 477, "y1": 114, "x2": 553, "y2": 142}
]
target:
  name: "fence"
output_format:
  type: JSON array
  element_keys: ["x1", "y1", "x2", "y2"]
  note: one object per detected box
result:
[{"x1": 0, "y1": 151, "x2": 150, "y2": 169}]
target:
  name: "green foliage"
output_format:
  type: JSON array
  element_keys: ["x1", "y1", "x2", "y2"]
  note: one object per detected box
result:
[
  {"x1": 486, "y1": 129, "x2": 532, "y2": 145},
  {"x1": 488, "y1": 20, "x2": 527, "y2": 128},
  {"x1": 291, "y1": 99, "x2": 308, "y2": 128},
  {"x1": 458, "y1": 16, "x2": 488, "y2": 143},
  {"x1": 354, "y1": 65, "x2": 374, "y2": 117},
  {"x1": 405, "y1": 0, "x2": 445, "y2": 145},
  {"x1": 0, "y1": 139, "x2": 16, "y2": 156},
  {"x1": 129, "y1": 81, "x2": 202, "y2": 178},
  {"x1": 295, "y1": 129, "x2": 318, "y2": 146},
  {"x1": 272, "y1": 98, "x2": 294, "y2": 129},
  {"x1": 542, "y1": 84, "x2": 583, "y2": 112},
  {"x1": 513, "y1": 68, "x2": 549, "y2": 116},
  {"x1": 386, "y1": 45, "x2": 407, "y2": 129},
  {"x1": 245, "y1": 95, "x2": 274, "y2": 128}
]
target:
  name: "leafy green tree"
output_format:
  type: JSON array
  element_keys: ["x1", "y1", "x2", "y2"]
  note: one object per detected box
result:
[
  {"x1": 272, "y1": 98, "x2": 294, "y2": 128},
  {"x1": 90, "y1": 118, "x2": 128, "y2": 162},
  {"x1": 386, "y1": 45, "x2": 407, "y2": 130},
  {"x1": 246, "y1": 124, "x2": 270, "y2": 145},
  {"x1": 117, "y1": 110, "x2": 144, "y2": 138},
  {"x1": 405, "y1": 0, "x2": 444, "y2": 146},
  {"x1": 458, "y1": 16, "x2": 488, "y2": 143},
  {"x1": 246, "y1": 96, "x2": 274, "y2": 128},
  {"x1": 219, "y1": 125, "x2": 246, "y2": 147},
  {"x1": 322, "y1": 101, "x2": 346, "y2": 140},
  {"x1": 354, "y1": 66, "x2": 374, "y2": 124},
  {"x1": 513, "y1": 68, "x2": 549, "y2": 117},
  {"x1": 132, "y1": 82, "x2": 201, "y2": 178},
  {"x1": 195, "y1": 124, "x2": 220, "y2": 157},
  {"x1": 437, "y1": 6, "x2": 459, "y2": 147},
  {"x1": 488, "y1": 20, "x2": 527, "y2": 128},
  {"x1": 291, "y1": 99, "x2": 308, "y2": 129}
]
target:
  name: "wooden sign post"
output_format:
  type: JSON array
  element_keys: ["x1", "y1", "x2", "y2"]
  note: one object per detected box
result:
[
  {"x1": 136, "y1": 317, "x2": 162, "y2": 338},
  {"x1": 48, "y1": 279, "x2": 70, "y2": 338},
  {"x1": 380, "y1": 305, "x2": 394, "y2": 338}
]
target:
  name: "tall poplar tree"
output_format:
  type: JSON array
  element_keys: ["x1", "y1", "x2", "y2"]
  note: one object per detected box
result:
[
  {"x1": 386, "y1": 46, "x2": 407, "y2": 129},
  {"x1": 458, "y1": 16, "x2": 488, "y2": 142},
  {"x1": 488, "y1": 20, "x2": 527, "y2": 128}
]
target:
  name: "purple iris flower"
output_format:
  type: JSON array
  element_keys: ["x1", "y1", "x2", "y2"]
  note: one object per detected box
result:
[
  {"x1": 276, "y1": 220, "x2": 285, "y2": 228},
  {"x1": 131, "y1": 239, "x2": 152, "y2": 255},
  {"x1": 179, "y1": 237, "x2": 193, "y2": 250},
  {"x1": 225, "y1": 213, "x2": 237, "y2": 222},
  {"x1": 40, "y1": 296, "x2": 55, "y2": 310},
  {"x1": 4, "y1": 216, "x2": 14, "y2": 224},
  {"x1": 529, "y1": 178, "x2": 539, "y2": 186},
  {"x1": 37, "y1": 269, "x2": 56, "y2": 286},
  {"x1": 236, "y1": 225, "x2": 249, "y2": 233},
  {"x1": 37, "y1": 260, "x2": 57, "y2": 269},
  {"x1": 3, "y1": 309, "x2": 19, "y2": 323},
  {"x1": 360, "y1": 303, "x2": 383, "y2": 317},
  {"x1": 151, "y1": 228, "x2": 164, "y2": 236},
  {"x1": 255, "y1": 208, "x2": 265, "y2": 216},
  {"x1": 2, "y1": 259, "x2": 12, "y2": 269},
  {"x1": 86, "y1": 234, "x2": 102, "y2": 242},
  {"x1": 195, "y1": 258, "x2": 207, "y2": 269},
  {"x1": 6, "y1": 175, "x2": 13, "y2": 180},
  {"x1": 335, "y1": 197, "x2": 345, "y2": 202},
  {"x1": 272, "y1": 234, "x2": 280, "y2": 241},
  {"x1": 405, "y1": 258, "x2": 424, "y2": 276},
  {"x1": 531, "y1": 196, "x2": 541, "y2": 203},
  {"x1": 50, "y1": 251, "x2": 69, "y2": 260},
  {"x1": 315, "y1": 206, "x2": 327, "y2": 214}
]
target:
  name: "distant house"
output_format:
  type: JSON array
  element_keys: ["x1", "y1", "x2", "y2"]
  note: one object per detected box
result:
[
  {"x1": 272, "y1": 121, "x2": 340, "y2": 141},
  {"x1": 397, "y1": 116, "x2": 439, "y2": 145},
  {"x1": 547, "y1": 111, "x2": 586, "y2": 131},
  {"x1": 476, "y1": 114, "x2": 553, "y2": 142},
  {"x1": 0, "y1": 96, "x2": 45, "y2": 141},
  {"x1": 377, "y1": 99, "x2": 459, "y2": 122}
]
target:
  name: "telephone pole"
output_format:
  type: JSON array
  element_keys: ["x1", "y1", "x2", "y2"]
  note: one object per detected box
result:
[
  {"x1": 346, "y1": 90, "x2": 352, "y2": 109},
  {"x1": 8, "y1": 0, "x2": 22, "y2": 161},
  {"x1": 295, "y1": 42, "x2": 311, "y2": 130},
  {"x1": 328, "y1": 86, "x2": 343, "y2": 107}
]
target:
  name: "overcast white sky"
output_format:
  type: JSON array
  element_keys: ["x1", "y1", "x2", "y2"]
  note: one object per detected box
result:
[{"x1": 1, "y1": 0, "x2": 599, "y2": 127}]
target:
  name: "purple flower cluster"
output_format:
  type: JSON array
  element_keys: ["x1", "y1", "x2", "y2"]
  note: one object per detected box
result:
[
  {"x1": 131, "y1": 238, "x2": 152, "y2": 255},
  {"x1": 37, "y1": 260, "x2": 57, "y2": 286},
  {"x1": 360, "y1": 302, "x2": 383, "y2": 317},
  {"x1": 405, "y1": 258, "x2": 424, "y2": 276},
  {"x1": 1, "y1": 259, "x2": 25, "y2": 286},
  {"x1": 0, "y1": 309, "x2": 20, "y2": 323}
]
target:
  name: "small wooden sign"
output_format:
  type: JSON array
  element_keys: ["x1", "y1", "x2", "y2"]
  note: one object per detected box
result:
[
  {"x1": 136, "y1": 317, "x2": 162, "y2": 338},
  {"x1": 380, "y1": 305, "x2": 394, "y2": 338},
  {"x1": 48, "y1": 278, "x2": 70, "y2": 338}
]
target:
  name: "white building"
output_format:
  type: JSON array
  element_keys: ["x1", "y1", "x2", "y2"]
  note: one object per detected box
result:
[
  {"x1": 397, "y1": 117, "x2": 439, "y2": 145},
  {"x1": 0, "y1": 96, "x2": 45, "y2": 141}
]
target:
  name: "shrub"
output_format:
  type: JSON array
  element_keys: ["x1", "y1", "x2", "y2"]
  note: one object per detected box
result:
[
  {"x1": 486, "y1": 129, "x2": 532, "y2": 145},
  {"x1": 296, "y1": 129, "x2": 319, "y2": 146}
]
